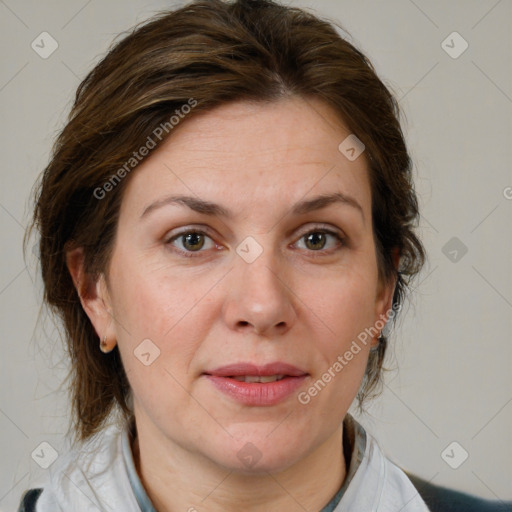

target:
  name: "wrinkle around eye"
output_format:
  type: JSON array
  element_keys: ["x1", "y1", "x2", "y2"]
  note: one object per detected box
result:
[
  {"x1": 294, "y1": 231, "x2": 344, "y2": 252},
  {"x1": 165, "y1": 230, "x2": 219, "y2": 256},
  {"x1": 157, "y1": 219, "x2": 355, "y2": 261}
]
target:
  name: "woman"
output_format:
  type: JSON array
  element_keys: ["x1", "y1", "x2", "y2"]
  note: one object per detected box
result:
[{"x1": 18, "y1": 1, "x2": 510, "y2": 511}]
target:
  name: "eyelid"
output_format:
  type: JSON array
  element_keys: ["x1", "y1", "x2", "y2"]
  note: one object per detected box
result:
[
  {"x1": 291, "y1": 224, "x2": 346, "y2": 253},
  {"x1": 293, "y1": 223, "x2": 345, "y2": 240},
  {"x1": 165, "y1": 224, "x2": 217, "y2": 240},
  {"x1": 165, "y1": 226, "x2": 222, "y2": 258},
  {"x1": 165, "y1": 223, "x2": 344, "y2": 242},
  {"x1": 164, "y1": 223, "x2": 346, "y2": 258}
]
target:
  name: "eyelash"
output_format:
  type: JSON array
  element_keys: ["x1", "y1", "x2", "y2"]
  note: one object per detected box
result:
[{"x1": 165, "y1": 227, "x2": 345, "y2": 258}]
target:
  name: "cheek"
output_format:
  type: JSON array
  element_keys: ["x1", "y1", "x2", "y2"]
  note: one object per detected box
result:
[
  {"x1": 300, "y1": 262, "x2": 378, "y2": 348},
  {"x1": 109, "y1": 249, "x2": 214, "y2": 338},
  {"x1": 108, "y1": 252, "x2": 222, "y2": 388},
  {"x1": 109, "y1": 261, "x2": 216, "y2": 425},
  {"x1": 295, "y1": 275, "x2": 374, "y2": 418}
]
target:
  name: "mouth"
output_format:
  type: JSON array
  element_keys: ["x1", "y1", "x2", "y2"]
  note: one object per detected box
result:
[
  {"x1": 204, "y1": 361, "x2": 308, "y2": 378},
  {"x1": 203, "y1": 362, "x2": 308, "y2": 406},
  {"x1": 229, "y1": 375, "x2": 286, "y2": 383}
]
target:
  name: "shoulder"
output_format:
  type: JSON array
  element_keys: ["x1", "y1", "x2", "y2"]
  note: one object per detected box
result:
[
  {"x1": 406, "y1": 473, "x2": 512, "y2": 512},
  {"x1": 17, "y1": 422, "x2": 138, "y2": 511},
  {"x1": 344, "y1": 419, "x2": 510, "y2": 512}
]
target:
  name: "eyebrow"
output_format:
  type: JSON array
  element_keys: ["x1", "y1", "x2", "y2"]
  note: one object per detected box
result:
[
  {"x1": 291, "y1": 192, "x2": 364, "y2": 222},
  {"x1": 140, "y1": 192, "x2": 364, "y2": 223}
]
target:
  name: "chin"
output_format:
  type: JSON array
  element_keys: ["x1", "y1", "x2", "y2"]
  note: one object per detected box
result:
[{"x1": 204, "y1": 433, "x2": 310, "y2": 475}]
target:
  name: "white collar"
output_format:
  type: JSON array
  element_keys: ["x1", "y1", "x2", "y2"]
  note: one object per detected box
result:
[{"x1": 34, "y1": 416, "x2": 429, "y2": 511}]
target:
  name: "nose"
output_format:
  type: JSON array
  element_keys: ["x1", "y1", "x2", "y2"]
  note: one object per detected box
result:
[{"x1": 222, "y1": 250, "x2": 297, "y2": 338}]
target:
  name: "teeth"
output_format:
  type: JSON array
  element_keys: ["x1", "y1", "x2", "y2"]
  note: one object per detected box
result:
[
  {"x1": 257, "y1": 375, "x2": 284, "y2": 383},
  {"x1": 232, "y1": 375, "x2": 285, "y2": 383}
]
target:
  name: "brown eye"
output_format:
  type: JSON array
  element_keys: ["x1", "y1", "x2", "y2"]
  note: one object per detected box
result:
[
  {"x1": 304, "y1": 232, "x2": 327, "y2": 250},
  {"x1": 182, "y1": 232, "x2": 205, "y2": 251},
  {"x1": 295, "y1": 229, "x2": 344, "y2": 253},
  {"x1": 167, "y1": 230, "x2": 216, "y2": 255}
]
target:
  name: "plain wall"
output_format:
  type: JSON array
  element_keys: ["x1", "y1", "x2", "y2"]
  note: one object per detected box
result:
[{"x1": 1, "y1": 1, "x2": 511, "y2": 510}]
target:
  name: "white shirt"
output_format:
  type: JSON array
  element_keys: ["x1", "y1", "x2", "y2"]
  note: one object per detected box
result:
[{"x1": 31, "y1": 415, "x2": 430, "y2": 511}]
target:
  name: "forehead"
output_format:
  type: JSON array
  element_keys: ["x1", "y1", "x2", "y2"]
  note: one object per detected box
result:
[{"x1": 120, "y1": 96, "x2": 371, "y2": 220}]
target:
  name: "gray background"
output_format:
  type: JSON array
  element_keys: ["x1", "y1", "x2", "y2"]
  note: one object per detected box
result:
[{"x1": 1, "y1": 0, "x2": 511, "y2": 510}]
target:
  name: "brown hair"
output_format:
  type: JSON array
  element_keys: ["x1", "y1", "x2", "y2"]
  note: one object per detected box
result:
[{"x1": 26, "y1": 0, "x2": 425, "y2": 441}]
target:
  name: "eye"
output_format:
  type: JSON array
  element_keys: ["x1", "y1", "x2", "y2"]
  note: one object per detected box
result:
[
  {"x1": 166, "y1": 230, "x2": 217, "y2": 255},
  {"x1": 295, "y1": 229, "x2": 344, "y2": 252}
]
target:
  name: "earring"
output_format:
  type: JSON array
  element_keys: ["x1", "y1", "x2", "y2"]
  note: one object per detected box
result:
[
  {"x1": 371, "y1": 331, "x2": 384, "y2": 352},
  {"x1": 100, "y1": 335, "x2": 113, "y2": 354}
]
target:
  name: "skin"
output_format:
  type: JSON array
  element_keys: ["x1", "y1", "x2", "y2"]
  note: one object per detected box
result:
[{"x1": 67, "y1": 96, "x2": 398, "y2": 512}]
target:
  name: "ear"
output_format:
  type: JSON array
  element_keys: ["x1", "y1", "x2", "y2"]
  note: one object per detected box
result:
[
  {"x1": 65, "y1": 246, "x2": 117, "y2": 348},
  {"x1": 372, "y1": 247, "x2": 400, "y2": 344}
]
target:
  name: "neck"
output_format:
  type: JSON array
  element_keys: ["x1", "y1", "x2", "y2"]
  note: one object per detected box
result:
[{"x1": 131, "y1": 422, "x2": 347, "y2": 512}]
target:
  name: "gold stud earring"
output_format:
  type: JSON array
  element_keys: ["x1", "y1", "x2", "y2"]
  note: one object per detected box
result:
[{"x1": 100, "y1": 335, "x2": 111, "y2": 353}]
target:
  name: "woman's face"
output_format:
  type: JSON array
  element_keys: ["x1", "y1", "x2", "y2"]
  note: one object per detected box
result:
[{"x1": 95, "y1": 96, "x2": 395, "y2": 472}]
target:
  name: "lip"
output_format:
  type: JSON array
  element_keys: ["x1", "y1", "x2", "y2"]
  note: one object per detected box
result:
[
  {"x1": 205, "y1": 362, "x2": 307, "y2": 378},
  {"x1": 203, "y1": 362, "x2": 308, "y2": 406}
]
